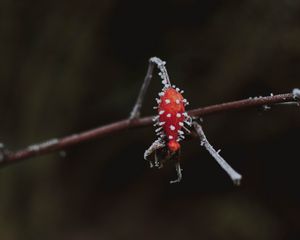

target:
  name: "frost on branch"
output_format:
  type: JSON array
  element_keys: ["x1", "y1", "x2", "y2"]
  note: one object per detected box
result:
[{"x1": 292, "y1": 88, "x2": 300, "y2": 99}]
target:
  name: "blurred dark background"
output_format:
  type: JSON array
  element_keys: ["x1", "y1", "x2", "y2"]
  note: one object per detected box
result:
[{"x1": 1, "y1": 0, "x2": 300, "y2": 239}]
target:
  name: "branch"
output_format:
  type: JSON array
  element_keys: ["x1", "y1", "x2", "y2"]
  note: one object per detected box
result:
[
  {"x1": 0, "y1": 91, "x2": 298, "y2": 167},
  {"x1": 193, "y1": 122, "x2": 242, "y2": 185}
]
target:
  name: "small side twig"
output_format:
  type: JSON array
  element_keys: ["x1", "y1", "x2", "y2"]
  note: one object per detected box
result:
[
  {"x1": 130, "y1": 60, "x2": 155, "y2": 119},
  {"x1": 193, "y1": 121, "x2": 242, "y2": 185},
  {"x1": 130, "y1": 57, "x2": 171, "y2": 119}
]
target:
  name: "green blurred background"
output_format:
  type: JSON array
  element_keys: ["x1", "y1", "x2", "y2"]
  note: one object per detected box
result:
[{"x1": 1, "y1": 0, "x2": 300, "y2": 239}]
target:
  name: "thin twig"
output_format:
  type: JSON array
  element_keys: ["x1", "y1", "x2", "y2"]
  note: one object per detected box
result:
[
  {"x1": 149, "y1": 57, "x2": 171, "y2": 86},
  {"x1": 0, "y1": 91, "x2": 298, "y2": 167},
  {"x1": 130, "y1": 60, "x2": 155, "y2": 119},
  {"x1": 130, "y1": 57, "x2": 171, "y2": 119},
  {"x1": 193, "y1": 122, "x2": 242, "y2": 185}
]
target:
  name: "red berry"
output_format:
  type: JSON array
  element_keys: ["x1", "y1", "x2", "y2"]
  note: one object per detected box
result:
[{"x1": 157, "y1": 87, "x2": 186, "y2": 152}]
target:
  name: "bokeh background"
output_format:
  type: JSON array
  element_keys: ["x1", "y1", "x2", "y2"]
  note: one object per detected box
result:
[{"x1": 1, "y1": 0, "x2": 300, "y2": 239}]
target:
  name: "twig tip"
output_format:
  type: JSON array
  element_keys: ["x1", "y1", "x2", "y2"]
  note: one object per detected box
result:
[
  {"x1": 0, "y1": 143, "x2": 6, "y2": 163},
  {"x1": 292, "y1": 88, "x2": 300, "y2": 100},
  {"x1": 233, "y1": 176, "x2": 242, "y2": 186}
]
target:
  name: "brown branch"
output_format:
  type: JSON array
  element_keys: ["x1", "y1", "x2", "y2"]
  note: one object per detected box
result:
[{"x1": 0, "y1": 92, "x2": 298, "y2": 167}]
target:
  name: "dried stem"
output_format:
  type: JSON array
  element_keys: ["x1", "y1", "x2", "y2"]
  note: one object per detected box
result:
[
  {"x1": 130, "y1": 57, "x2": 171, "y2": 119},
  {"x1": 193, "y1": 122, "x2": 242, "y2": 185},
  {"x1": 130, "y1": 60, "x2": 155, "y2": 119},
  {"x1": 0, "y1": 91, "x2": 298, "y2": 168}
]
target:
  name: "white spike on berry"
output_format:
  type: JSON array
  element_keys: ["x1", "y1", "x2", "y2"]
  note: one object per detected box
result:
[
  {"x1": 170, "y1": 125, "x2": 175, "y2": 131},
  {"x1": 178, "y1": 130, "x2": 184, "y2": 135},
  {"x1": 155, "y1": 127, "x2": 162, "y2": 132}
]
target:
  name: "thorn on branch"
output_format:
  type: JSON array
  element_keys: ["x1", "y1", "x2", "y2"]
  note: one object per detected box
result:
[{"x1": 262, "y1": 105, "x2": 271, "y2": 111}]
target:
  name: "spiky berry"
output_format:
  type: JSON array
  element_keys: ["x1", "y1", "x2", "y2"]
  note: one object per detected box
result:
[{"x1": 157, "y1": 87, "x2": 187, "y2": 152}]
